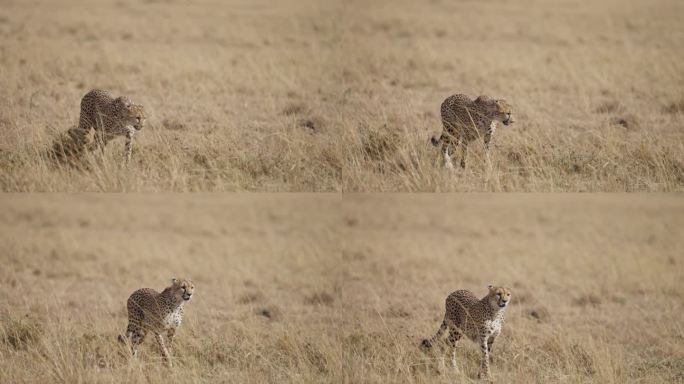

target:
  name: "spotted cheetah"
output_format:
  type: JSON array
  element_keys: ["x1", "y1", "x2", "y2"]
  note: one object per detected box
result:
[
  {"x1": 431, "y1": 94, "x2": 513, "y2": 169},
  {"x1": 75, "y1": 89, "x2": 146, "y2": 164},
  {"x1": 118, "y1": 278, "x2": 195, "y2": 366},
  {"x1": 421, "y1": 285, "x2": 512, "y2": 380}
]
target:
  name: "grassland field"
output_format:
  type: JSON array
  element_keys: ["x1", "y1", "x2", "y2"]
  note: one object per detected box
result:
[
  {"x1": 0, "y1": 0, "x2": 682, "y2": 191},
  {"x1": 1, "y1": 195, "x2": 682, "y2": 383}
]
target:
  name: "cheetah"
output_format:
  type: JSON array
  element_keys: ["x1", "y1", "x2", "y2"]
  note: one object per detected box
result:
[
  {"x1": 431, "y1": 94, "x2": 513, "y2": 169},
  {"x1": 76, "y1": 89, "x2": 146, "y2": 164},
  {"x1": 421, "y1": 285, "x2": 512, "y2": 380},
  {"x1": 118, "y1": 278, "x2": 195, "y2": 366}
]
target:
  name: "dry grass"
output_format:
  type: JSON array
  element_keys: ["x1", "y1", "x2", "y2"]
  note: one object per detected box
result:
[
  {"x1": 0, "y1": 195, "x2": 341, "y2": 383},
  {"x1": 337, "y1": 195, "x2": 684, "y2": 383},
  {"x1": 1, "y1": 195, "x2": 683, "y2": 383},
  {"x1": 337, "y1": 0, "x2": 684, "y2": 191},
  {"x1": 0, "y1": 0, "x2": 342, "y2": 191},
  {"x1": 1, "y1": 0, "x2": 683, "y2": 191}
]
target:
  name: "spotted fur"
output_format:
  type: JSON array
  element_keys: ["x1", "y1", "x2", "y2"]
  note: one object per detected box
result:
[
  {"x1": 76, "y1": 89, "x2": 146, "y2": 164},
  {"x1": 421, "y1": 285, "x2": 512, "y2": 380},
  {"x1": 118, "y1": 278, "x2": 195, "y2": 366},
  {"x1": 431, "y1": 94, "x2": 513, "y2": 169}
]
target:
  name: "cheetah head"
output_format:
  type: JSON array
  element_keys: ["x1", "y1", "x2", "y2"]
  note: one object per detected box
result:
[
  {"x1": 475, "y1": 96, "x2": 514, "y2": 126},
  {"x1": 487, "y1": 285, "x2": 512, "y2": 309},
  {"x1": 114, "y1": 96, "x2": 146, "y2": 131},
  {"x1": 171, "y1": 278, "x2": 195, "y2": 302}
]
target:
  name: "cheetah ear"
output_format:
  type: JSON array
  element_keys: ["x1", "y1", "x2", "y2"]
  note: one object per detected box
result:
[
  {"x1": 488, "y1": 284, "x2": 494, "y2": 291},
  {"x1": 171, "y1": 278, "x2": 179, "y2": 285}
]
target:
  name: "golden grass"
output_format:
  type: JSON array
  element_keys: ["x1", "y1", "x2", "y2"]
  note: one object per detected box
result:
[
  {"x1": 0, "y1": 0, "x2": 342, "y2": 191},
  {"x1": 1, "y1": 195, "x2": 683, "y2": 383},
  {"x1": 1, "y1": 0, "x2": 683, "y2": 191},
  {"x1": 337, "y1": 195, "x2": 684, "y2": 383},
  {"x1": 0, "y1": 195, "x2": 341, "y2": 383},
  {"x1": 337, "y1": 0, "x2": 684, "y2": 191}
]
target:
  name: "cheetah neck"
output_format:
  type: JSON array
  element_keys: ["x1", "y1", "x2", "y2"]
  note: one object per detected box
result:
[
  {"x1": 159, "y1": 287, "x2": 185, "y2": 311},
  {"x1": 479, "y1": 296, "x2": 507, "y2": 320}
]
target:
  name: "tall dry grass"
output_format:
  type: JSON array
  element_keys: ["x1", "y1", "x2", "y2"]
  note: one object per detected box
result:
[
  {"x1": 0, "y1": 195, "x2": 341, "y2": 383},
  {"x1": 0, "y1": 0, "x2": 342, "y2": 191},
  {"x1": 336, "y1": 195, "x2": 684, "y2": 383},
  {"x1": 336, "y1": 0, "x2": 684, "y2": 191},
  {"x1": 1, "y1": 195, "x2": 682, "y2": 383},
  {"x1": 1, "y1": 0, "x2": 683, "y2": 191}
]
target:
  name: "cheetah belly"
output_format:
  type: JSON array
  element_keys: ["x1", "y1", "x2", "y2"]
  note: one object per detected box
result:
[
  {"x1": 483, "y1": 315, "x2": 504, "y2": 337},
  {"x1": 164, "y1": 308, "x2": 183, "y2": 329}
]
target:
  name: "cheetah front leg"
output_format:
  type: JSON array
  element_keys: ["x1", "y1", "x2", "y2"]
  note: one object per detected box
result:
[
  {"x1": 487, "y1": 334, "x2": 496, "y2": 363},
  {"x1": 124, "y1": 127, "x2": 135, "y2": 164},
  {"x1": 484, "y1": 121, "x2": 496, "y2": 152},
  {"x1": 155, "y1": 332, "x2": 173, "y2": 367},
  {"x1": 459, "y1": 141, "x2": 468, "y2": 169},
  {"x1": 483, "y1": 122, "x2": 496, "y2": 170},
  {"x1": 478, "y1": 335, "x2": 492, "y2": 381},
  {"x1": 166, "y1": 327, "x2": 177, "y2": 355}
]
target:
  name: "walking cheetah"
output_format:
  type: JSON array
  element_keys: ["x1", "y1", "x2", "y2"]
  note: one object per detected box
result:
[
  {"x1": 76, "y1": 89, "x2": 146, "y2": 164},
  {"x1": 431, "y1": 94, "x2": 513, "y2": 169},
  {"x1": 118, "y1": 278, "x2": 195, "y2": 366},
  {"x1": 421, "y1": 285, "x2": 512, "y2": 380}
]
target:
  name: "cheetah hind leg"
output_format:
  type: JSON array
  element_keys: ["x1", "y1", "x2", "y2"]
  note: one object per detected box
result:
[
  {"x1": 443, "y1": 146, "x2": 454, "y2": 170},
  {"x1": 487, "y1": 335, "x2": 496, "y2": 364},
  {"x1": 447, "y1": 328, "x2": 462, "y2": 370},
  {"x1": 421, "y1": 319, "x2": 449, "y2": 374},
  {"x1": 440, "y1": 137, "x2": 456, "y2": 170},
  {"x1": 120, "y1": 324, "x2": 146, "y2": 357},
  {"x1": 459, "y1": 141, "x2": 468, "y2": 169},
  {"x1": 117, "y1": 331, "x2": 136, "y2": 356}
]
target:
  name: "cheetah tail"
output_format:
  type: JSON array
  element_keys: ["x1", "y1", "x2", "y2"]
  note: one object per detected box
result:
[
  {"x1": 421, "y1": 319, "x2": 447, "y2": 349},
  {"x1": 430, "y1": 134, "x2": 443, "y2": 147}
]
